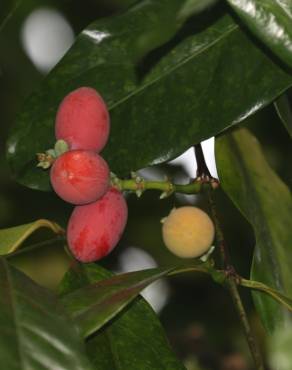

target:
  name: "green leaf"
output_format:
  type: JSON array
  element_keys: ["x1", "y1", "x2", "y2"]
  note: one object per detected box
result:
[
  {"x1": 59, "y1": 261, "x2": 210, "y2": 338},
  {"x1": 226, "y1": 0, "x2": 292, "y2": 67},
  {"x1": 0, "y1": 219, "x2": 64, "y2": 256},
  {"x1": 6, "y1": 0, "x2": 199, "y2": 191},
  {"x1": 60, "y1": 264, "x2": 174, "y2": 337},
  {"x1": 59, "y1": 263, "x2": 186, "y2": 370},
  {"x1": 0, "y1": 258, "x2": 93, "y2": 370},
  {"x1": 7, "y1": 2, "x2": 292, "y2": 191},
  {"x1": 274, "y1": 93, "x2": 292, "y2": 138},
  {"x1": 240, "y1": 278, "x2": 292, "y2": 314},
  {"x1": 216, "y1": 127, "x2": 292, "y2": 333}
]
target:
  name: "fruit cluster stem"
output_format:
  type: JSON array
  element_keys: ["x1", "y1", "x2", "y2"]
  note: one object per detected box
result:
[{"x1": 112, "y1": 175, "x2": 219, "y2": 198}]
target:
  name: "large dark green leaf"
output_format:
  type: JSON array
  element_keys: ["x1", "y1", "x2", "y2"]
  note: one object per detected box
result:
[
  {"x1": 216, "y1": 128, "x2": 292, "y2": 333},
  {"x1": 0, "y1": 258, "x2": 93, "y2": 370},
  {"x1": 7, "y1": 1, "x2": 292, "y2": 191},
  {"x1": 226, "y1": 0, "x2": 292, "y2": 67},
  {"x1": 274, "y1": 93, "x2": 292, "y2": 138},
  {"x1": 6, "y1": 0, "x2": 199, "y2": 191},
  {"x1": 59, "y1": 263, "x2": 186, "y2": 370}
]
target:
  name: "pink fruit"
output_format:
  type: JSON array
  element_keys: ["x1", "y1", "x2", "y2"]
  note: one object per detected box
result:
[
  {"x1": 67, "y1": 187, "x2": 128, "y2": 262},
  {"x1": 50, "y1": 150, "x2": 109, "y2": 205},
  {"x1": 55, "y1": 87, "x2": 110, "y2": 152}
]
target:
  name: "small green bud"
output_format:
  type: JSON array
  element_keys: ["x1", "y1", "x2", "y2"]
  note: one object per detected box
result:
[{"x1": 54, "y1": 139, "x2": 69, "y2": 156}]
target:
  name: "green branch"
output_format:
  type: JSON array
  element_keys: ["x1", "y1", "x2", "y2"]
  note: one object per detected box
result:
[
  {"x1": 227, "y1": 278, "x2": 265, "y2": 370},
  {"x1": 111, "y1": 172, "x2": 219, "y2": 198},
  {"x1": 208, "y1": 189, "x2": 264, "y2": 369}
]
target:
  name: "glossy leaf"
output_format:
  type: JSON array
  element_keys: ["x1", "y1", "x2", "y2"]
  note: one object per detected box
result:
[
  {"x1": 59, "y1": 261, "x2": 210, "y2": 338},
  {"x1": 216, "y1": 128, "x2": 292, "y2": 333},
  {"x1": 6, "y1": 0, "x2": 199, "y2": 191},
  {"x1": 0, "y1": 219, "x2": 64, "y2": 256},
  {"x1": 59, "y1": 263, "x2": 186, "y2": 370},
  {"x1": 7, "y1": 2, "x2": 292, "y2": 191},
  {"x1": 60, "y1": 265, "x2": 174, "y2": 337},
  {"x1": 274, "y1": 93, "x2": 292, "y2": 138},
  {"x1": 226, "y1": 0, "x2": 292, "y2": 67},
  {"x1": 0, "y1": 258, "x2": 93, "y2": 370}
]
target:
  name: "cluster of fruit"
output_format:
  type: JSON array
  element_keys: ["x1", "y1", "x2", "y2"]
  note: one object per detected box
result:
[
  {"x1": 50, "y1": 87, "x2": 128, "y2": 262},
  {"x1": 46, "y1": 87, "x2": 215, "y2": 263}
]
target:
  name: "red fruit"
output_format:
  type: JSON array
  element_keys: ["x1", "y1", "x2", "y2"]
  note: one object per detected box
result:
[
  {"x1": 55, "y1": 87, "x2": 110, "y2": 152},
  {"x1": 50, "y1": 150, "x2": 109, "y2": 205},
  {"x1": 67, "y1": 187, "x2": 128, "y2": 262}
]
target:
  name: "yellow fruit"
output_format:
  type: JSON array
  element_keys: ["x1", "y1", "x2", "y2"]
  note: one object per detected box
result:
[{"x1": 162, "y1": 206, "x2": 215, "y2": 258}]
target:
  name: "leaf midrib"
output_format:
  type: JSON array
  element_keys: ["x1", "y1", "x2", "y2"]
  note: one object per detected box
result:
[{"x1": 108, "y1": 23, "x2": 238, "y2": 111}]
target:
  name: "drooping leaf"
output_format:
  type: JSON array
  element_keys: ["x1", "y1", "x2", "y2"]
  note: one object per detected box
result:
[
  {"x1": 274, "y1": 93, "x2": 292, "y2": 138},
  {"x1": 59, "y1": 261, "x2": 209, "y2": 338},
  {"x1": 59, "y1": 263, "x2": 186, "y2": 370},
  {"x1": 226, "y1": 0, "x2": 292, "y2": 67},
  {"x1": 0, "y1": 258, "x2": 93, "y2": 370},
  {"x1": 0, "y1": 219, "x2": 64, "y2": 256},
  {"x1": 216, "y1": 127, "x2": 292, "y2": 333},
  {"x1": 60, "y1": 265, "x2": 174, "y2": 337},
  {"x1": 7, "y1": 1, "x2": 292, "y2": 191}
]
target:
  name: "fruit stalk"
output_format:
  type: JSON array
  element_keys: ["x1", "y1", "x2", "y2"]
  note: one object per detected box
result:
[
  {"x1": 210, "y1": 191, "x2": 264, "y2": 370},
  {"x1": 227, "y1": 278, "x2": 265, "y2": 370},
  {"x1": 111, "y1": 175, "x2": 219, "y2": 198}
]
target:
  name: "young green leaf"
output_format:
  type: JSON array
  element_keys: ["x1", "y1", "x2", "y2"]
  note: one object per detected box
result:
[
  {"x1": 59, "y1": 263, "x2": 186, "y2": 370},
  {"x1": 226, "y1": 0, "x2": 292, "y2": 67},
  {"x1": 0, "y1": 219, "x2": 64, "y2": 256},
  {"x1": 0, "y1": 258, "x2": 93, "y2": 370},
  {"x1": 216, "y1": 128, "x2": 292, "y2": 333}
]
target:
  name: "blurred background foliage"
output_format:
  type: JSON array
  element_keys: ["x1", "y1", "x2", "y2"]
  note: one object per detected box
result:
[{"x1": 1, "y1": 1, "x2": 292, "y2": 369}]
